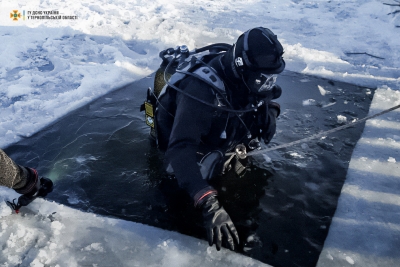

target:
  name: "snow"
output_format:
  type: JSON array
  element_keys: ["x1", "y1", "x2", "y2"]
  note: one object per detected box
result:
[
  {"x1": 0, "y1": 0, "x2": 399, "y2": 266},
  {"x1": 0, "y1": 188, "x2": 265, "y2": 267},
  {"x1": 1, "y1": 0, "x2": 399, "y2": 148},
  {"x1": 317, "y1": 87, "x2": 400, "y2": 267}
]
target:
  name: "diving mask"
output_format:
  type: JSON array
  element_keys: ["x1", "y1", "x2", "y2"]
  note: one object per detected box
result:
[
  {"x1": 244, "y1": 71, "x2": 278, "y2": 94},
  {"x1": 246, "y1": 72, "x2": 278, "y2": 93}
]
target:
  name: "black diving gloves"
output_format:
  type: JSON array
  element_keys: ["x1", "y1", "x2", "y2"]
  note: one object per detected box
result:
[{"x1": 194, "y1": 187, "x2": 240, "y2": 251}]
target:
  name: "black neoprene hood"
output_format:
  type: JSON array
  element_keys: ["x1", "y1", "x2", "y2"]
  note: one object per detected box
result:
[{"x1": 233, "y1": 27, "x2": 285, "y2": 74}]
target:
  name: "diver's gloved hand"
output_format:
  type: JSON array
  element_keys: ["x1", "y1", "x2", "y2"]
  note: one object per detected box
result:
[
  {"x1": 14, "y1": 167, "x2": 41, "y2": 195},
  {"x1": 7, "y1": 167, "x2": 53, "y2": 213},
  {"x1": 194, "y1": 187, "x2": 240, "y2": 251},
  {"x1": 270, "y1": 84, "x2": 282, "y2": 100},
  {"x1": 257, "y1": 101, "x2": 280, "y2": 144}
]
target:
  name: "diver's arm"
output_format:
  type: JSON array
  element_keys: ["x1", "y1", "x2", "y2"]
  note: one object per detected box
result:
[
  {"x1": 0, "y1": 148, "x2": 30, "y2": 191},
  {"x1": 165, "y1": 79, "x2": 240, "y2": 251},
  {"x1": 165, "y1": 78, "x2": 215, "y2": 198}
]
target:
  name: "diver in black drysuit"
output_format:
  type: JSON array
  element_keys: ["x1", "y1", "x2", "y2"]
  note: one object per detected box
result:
[{"x1": 155, "y1": 27, "x2": 285, "y2": 251}]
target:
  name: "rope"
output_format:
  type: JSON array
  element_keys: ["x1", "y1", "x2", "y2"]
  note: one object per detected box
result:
[{"x1": 226, "y1": 104, "x2": 400, "y2": 157}]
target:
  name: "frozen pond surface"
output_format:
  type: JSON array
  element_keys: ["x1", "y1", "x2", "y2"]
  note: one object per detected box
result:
[
  {"x1": 317, "y1": 87, "x2": 400, "y2": 267},
  {"x1": 4, "y1": 71, "x2": 375, "y2": 267},
  {"x1": 1, "y1": 0, "x2": 399, "y2": 266}
]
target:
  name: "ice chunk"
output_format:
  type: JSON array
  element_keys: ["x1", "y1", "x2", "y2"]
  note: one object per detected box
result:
[
  {"x1": 388, "y1": 157, "x2": 396, "y2": 163},
  {"x1": 345, "y1": 256, "x2": 355, "y2": 264},
  {"x1": 318, "y1": 85, "x2": 329, "y2": 96},
  {"x1": 337, "y1": 115, "x2": 347, "y2": 124},
  {"x1": 322, "y1": 102, "x2": 336, "y2": 108},
  {"x1": 291, "y1": 152, "x2": 303, "y2": 158},
  {"x1": 262, "y1": 154, "x2": 272, "y2": 163},
  {"x1": 303, "y1": 99, "x2": 317, "y2": 106}
]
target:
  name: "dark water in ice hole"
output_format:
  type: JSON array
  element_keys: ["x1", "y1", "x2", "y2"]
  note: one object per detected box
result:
[{"x1": 5, "y1": 71, "x2": 374, "y2": 267}]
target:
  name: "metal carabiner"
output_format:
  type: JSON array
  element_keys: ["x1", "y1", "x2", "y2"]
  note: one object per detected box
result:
[{"x1": 235, "y1": 144, "x2": 247, "y2": 159}]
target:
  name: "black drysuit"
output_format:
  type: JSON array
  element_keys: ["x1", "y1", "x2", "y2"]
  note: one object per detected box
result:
[{"x1": 156, "y1": 55, "x2": 277, "y2": 199}]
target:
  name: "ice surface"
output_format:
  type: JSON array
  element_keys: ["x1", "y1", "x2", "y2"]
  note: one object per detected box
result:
[
  {"x1": 1, "y1": 0, "x2": 399, "y2": 148},
  {"x1": 0, "y1": 0, "x2": 399, "y2": 266},
  {"x1": 0, "y1": 187, "x2": 269, "y2": 267},
  {"x1": 317, "y1": 87, "x2": 400, "y2": 267}
]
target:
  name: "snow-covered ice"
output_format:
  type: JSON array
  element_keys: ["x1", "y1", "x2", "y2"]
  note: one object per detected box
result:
[
  {"x1": 0, "y1": 0, "x2": 399, "y2": 148},
  {"x1": 317, "y1": 87, "x2": 400, "y2": 267},
  {"x1": 0, "y1": 0, "x2": 399, "y2": 266},
  {"x1": 0, "y1": 188, "x2": 267, "y2": 267}
]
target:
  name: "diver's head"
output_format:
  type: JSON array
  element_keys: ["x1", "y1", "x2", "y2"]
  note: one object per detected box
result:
[{"x1": 222, "y1": 27, "x2": 285, "y2": 97}]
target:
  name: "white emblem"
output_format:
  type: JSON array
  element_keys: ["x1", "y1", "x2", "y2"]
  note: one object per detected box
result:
[{"x1": 235, "y1": 57, "x2": 243, "y2": 67}]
